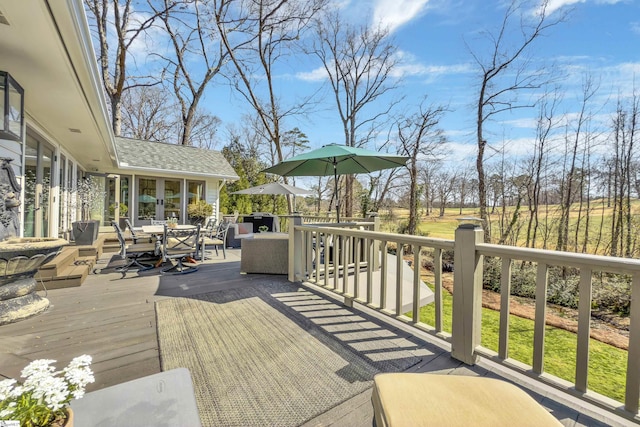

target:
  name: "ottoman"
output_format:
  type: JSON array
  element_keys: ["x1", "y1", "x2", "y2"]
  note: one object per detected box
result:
[
  {"x1": 371, "y1": 373, "x2": 563, "y2": 427},
  {"x1": 240, "y1": 233, "x2": 289, "y2": 275}
]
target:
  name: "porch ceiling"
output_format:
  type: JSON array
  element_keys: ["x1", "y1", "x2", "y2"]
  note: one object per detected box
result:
[{"x1": 0, "y1": 0, "x2": 117, "y2": 170}]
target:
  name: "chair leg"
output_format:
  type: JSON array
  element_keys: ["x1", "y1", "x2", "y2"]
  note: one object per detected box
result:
[
  {"x1": 161, "y1": 258, "x2": 198, "y2": 274},
  {"x1": 115, "y1": 256, "x2": 154, "y2": 278}
]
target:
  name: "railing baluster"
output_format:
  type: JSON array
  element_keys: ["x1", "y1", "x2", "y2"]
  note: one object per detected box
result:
[
  {"x1": 366, "y1": 237, "x2": 373, "y2": 304},
  {"x1": 533, "y1": 263, "x2": 549, "y2": 374},
  {"x1": 322, "y1": 233, "x2": 328, "y2": 287},
  {"x1": 332, "y1": 234, "x2": 339, "y2": 291},
  {"x1": 340, "y1": 234, "x2": 347, "y2": 294},
  {"x1": 354, "y1": 237, "x2": 360, "y2": 299},
  {"x1": 575, "y1": 268, "x2": 592, "y2": 392},
  {"x1": 412, "y1": 246, "x2": 421, "y2": 324},
  {"x1": 305, "y1": 231, "x2": 313, "y2": 280},
  {"x1": 396, "y1": 242, "x2": 404, "y2": 316},
  {"x1": 314, "y1": 230, "x2": 320, "y2": 283},
  {"x1": 498, "y1": 257, "x2": 512, "y2": 360},
  {"x1": 434, "y1": 248, "x2": 443, "y2": 333},
  {"x1": 625, "y1": 272, "x2": 640, "y2": 413},
  {"x1": 380, "y1": 241, "x2": 388, "y2": 310}
]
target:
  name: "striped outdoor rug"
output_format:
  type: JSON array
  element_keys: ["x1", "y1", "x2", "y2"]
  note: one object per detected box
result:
[{"x1": 156, "y1": 282, "x2": 421, "y2": 426}]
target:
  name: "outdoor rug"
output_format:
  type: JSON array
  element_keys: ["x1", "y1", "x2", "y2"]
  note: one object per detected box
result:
[{"x1": 155, "y1": 281, "x2": 422, "y2": 426}]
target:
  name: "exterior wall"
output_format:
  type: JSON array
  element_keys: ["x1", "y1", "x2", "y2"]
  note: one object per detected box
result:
[{"x1": 205, "y1": 177, "x2": 222, "y2": 223}]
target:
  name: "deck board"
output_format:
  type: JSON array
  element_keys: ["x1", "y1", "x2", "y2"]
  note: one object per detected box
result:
[{"x1": 0, "y1": 249, "x2": 632, "y2": 426}]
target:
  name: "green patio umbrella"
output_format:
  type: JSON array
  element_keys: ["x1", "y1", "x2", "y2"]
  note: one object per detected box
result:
[{"x1": 263, "y1": 144, "x2": 409, "y2": 222}]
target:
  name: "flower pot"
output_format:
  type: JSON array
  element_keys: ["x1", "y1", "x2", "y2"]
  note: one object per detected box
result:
[
  {"x1": 49, "y1": 407, "x2": 74, "y2": 427},
  {"x1": 72, "y1": 220, "x2": 100, "y2": 245}
]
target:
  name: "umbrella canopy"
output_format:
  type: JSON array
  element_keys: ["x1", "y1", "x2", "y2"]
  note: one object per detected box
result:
[
  {"x1": 138, "y1": 194, "x2": 156, "y2": 203},
  {"x1": 230, "y1": 182, "x2": 313, "y2": 196},
  {"x1": 263, "y1": 144, "x2": 409, "y2": 221}
]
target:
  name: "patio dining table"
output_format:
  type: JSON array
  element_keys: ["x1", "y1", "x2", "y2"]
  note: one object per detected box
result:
[{"x1": 141, "y1": 224, "x2": 197, "y2": 235}]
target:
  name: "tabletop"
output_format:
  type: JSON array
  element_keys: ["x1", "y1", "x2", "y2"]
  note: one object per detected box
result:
[{"x1": 141, "y1": 224, "x2": 197, "y2": 234}]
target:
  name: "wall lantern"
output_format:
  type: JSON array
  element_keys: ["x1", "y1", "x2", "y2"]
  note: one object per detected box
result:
[{"x1": 0, "y1": 71, "x2": 24, "y2": 142}]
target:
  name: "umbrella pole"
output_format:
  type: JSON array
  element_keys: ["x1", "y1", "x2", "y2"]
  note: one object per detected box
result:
[{"x1": 334, "y1": 162, "x2": 340, "y2": 223}]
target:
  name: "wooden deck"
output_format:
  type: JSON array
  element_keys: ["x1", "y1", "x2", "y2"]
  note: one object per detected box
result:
[{"x1": 0, "y1": 249, "x2": 632, "y2": 426}]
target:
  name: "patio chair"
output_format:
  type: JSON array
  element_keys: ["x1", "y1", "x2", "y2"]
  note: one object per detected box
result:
[
  {"x1": 200, "y1": 221, "x2": 230, "y2": 260},
  {"x1": 124, "y1": 218, "x2": 153, "y2": 244},
  {"x1": 161, "y1": 224, "x2": 201, "y2": 274},
  {"x1": 111, "y1": 221, "x2": 157, "y2": 279}
]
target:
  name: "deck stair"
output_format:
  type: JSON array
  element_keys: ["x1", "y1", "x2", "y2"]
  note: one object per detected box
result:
[{"x1": 35, "y1": 233, "x2": 123, "y2": 290}]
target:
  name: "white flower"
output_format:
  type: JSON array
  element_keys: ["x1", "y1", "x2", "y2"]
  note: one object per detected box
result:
[
  {"x1": 64, "y1": 366, "x2": 94, "y2": 389},
  {"x1": 0, "y1": 356, "x2": 94, "y2": 424},
  {"x1": 0, "y1": 379, "x2": 16, "y2": 400},
  {"x1": 0, "y1": 407, "x2": 16, "y2": 418},
  {"x1": 43, "y1": 377, "x2": 69, "y2": 411},
  {"x1": 66, "y1": 355, "x2": 92, "y2": 370},
  {"x1": 21, "y1": 359, "x2": 56, "y2": 379}
]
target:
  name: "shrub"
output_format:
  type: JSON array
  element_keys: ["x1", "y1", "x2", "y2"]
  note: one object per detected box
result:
[{"x1": 187, "y1": 200, "x2": 213, "y2": 223}]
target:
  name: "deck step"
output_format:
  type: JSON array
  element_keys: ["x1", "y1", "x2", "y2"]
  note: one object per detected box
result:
[
  {"x1": 35, "y1": 234, "x2": 110, "y2": 288},
  {"x1": 36, "y1": 263, "x2": 89, "y2": 290},
  {"x1": 38, "y1": 246, "x2": 79, "y2": 278},
  {"x1": 102, "y1": 241, "x2": 122, "y2": 254}
]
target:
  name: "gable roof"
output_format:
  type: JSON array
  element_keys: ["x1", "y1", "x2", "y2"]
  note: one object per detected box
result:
[{"x1": 115, "y1": 137, "x2": 239, "y2": 180}]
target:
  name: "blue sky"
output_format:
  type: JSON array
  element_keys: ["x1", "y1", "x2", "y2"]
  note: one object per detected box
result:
[{"x1": 134, "y1": 0, "x2": 640, "y2": 166}]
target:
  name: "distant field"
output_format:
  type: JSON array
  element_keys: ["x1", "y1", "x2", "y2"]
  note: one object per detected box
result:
[{"x1": 378, "y1": 199, "x2": 640, "y2": 254}]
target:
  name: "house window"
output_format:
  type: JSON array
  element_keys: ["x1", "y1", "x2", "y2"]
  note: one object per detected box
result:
[{"x1": 187, "y1": 181, "x2": 205, "y2": 204}]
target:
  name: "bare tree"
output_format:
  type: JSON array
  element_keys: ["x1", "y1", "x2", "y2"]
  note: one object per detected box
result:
[
  {"x1": 433, "y1": 169, "x2": 457, "y2": 217},
  {"x1": 609, "y1": 93, "x2": 639, "y2": 257},
  {"x1": 396, "y1": 100, "x2": 447, "y2": 235},
  {"x1": 524, "y1": 92, "x2": 560, "y2": 249},
  {"x1": 556, "y1": 76, "x2": 598, "y2": 252},
  {"x1": 215, "y1": 0, "x2": 326, "y2": 212},
  {"x1": 121, "y1": 85, "x2": 179, "y2": 141},
  {"x1": 469, "y1": 0, "x2": 566, "y2": 241},
  {"x1": 310, "y1": 10, "x2": 399, "y2": 217},
  {"x1": 85, "y1": 0, "x2": 169, "y2": 135},
  {"x1": 150, "y1": 0, "x2": 228, "y2": 146}
]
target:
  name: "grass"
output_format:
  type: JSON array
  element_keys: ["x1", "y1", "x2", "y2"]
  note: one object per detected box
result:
[
  {"x1": 380, "y1": 200, "x2": 640, "y2": 256},
  {"x1": 415, "y1": 282, "x2": 628, "y2": 403}
]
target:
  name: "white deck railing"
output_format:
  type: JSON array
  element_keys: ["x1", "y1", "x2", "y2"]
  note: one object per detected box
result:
[{"x1": 287, "y1": 221, "x2": 640, "y2": 422}]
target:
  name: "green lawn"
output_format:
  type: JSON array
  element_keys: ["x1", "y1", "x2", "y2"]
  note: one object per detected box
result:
[{"x1": 415, "y1": 284, "x2": 628, "y2": 402}]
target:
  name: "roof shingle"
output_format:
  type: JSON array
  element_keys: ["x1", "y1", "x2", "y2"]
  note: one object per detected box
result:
[{"x1": 115, "y1": 137, "x2": 239, "y2": 179}]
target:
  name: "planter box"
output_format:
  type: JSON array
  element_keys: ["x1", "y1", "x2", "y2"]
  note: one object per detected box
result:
[{"x1": 72, "y1": 220, "x2": 100, "y2": 245}]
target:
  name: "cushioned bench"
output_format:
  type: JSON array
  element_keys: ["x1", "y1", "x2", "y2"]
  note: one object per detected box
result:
[
  {"x1": 371, "y1": 373, "x2": 562, "y2": 427},
  {"x1": 226, "y1": 222, "x2": 255, "y2": 248}
]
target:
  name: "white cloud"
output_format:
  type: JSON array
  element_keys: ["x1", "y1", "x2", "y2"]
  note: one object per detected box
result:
[
  {"x1": 391, "y1": 50, "x2": 473, "y2": 78},
  {"x1": 543, "y1": 0, "x2": 626, "y2": 16},
  {"x1": 295, "y1": 67, "x2": 328, "y2": 82},
  {"x1": 372, "y1": 0, "x2": 431, "y2": 33},
  {"x1": 544, "y1": 0, "x2": 586, "y2": 15}
]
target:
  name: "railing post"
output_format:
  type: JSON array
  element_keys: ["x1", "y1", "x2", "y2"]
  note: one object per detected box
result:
[
  {"x1": 367, "y1": 212, "x2": 380, "y2": 271},
  {"x1": 451, "y1": 222, "x2": 484, "y2": 365},
  {"x1": 288, "y1": 214, "x2": 303, "y2": 282}
]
